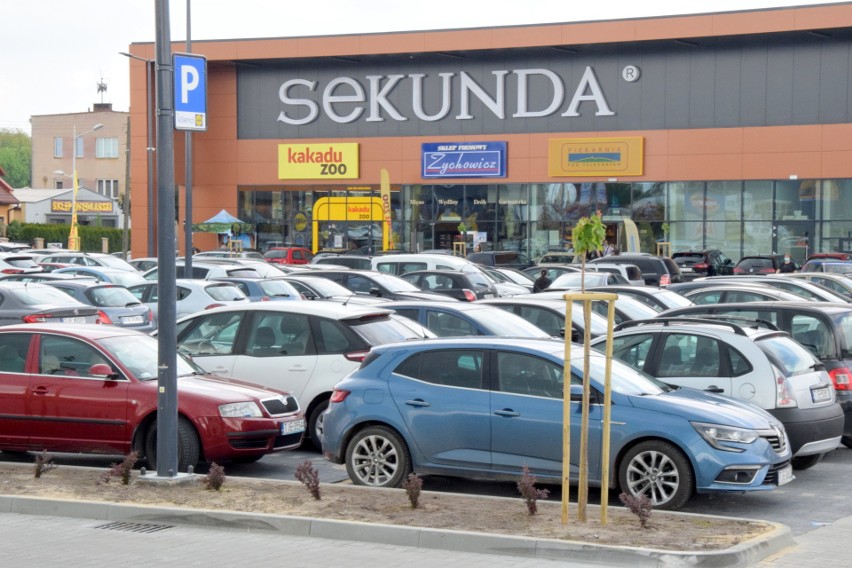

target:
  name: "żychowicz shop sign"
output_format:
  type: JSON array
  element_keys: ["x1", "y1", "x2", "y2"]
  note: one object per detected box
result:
[
  {"x1": 51, "y1": 200, "x2": 114, "y2": 213},
  {"x1": 278, "y1": 143, "x2": 359, "y2": 179}
]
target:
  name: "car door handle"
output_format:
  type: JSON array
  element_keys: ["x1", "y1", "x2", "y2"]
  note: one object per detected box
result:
[
  {"x1": 404, "y1": 399, "x2": 430, "y2": 407},
  {"x1": 494, "y1": 409, "x2": 520, "y2": 417},
  {"x1": 287, "y1": 365, "x2": 307, "y2": 372},
  {"x1": 32, "y1": 386, "x2": 49, "y2": 396},
  {"x1": 704, "y1": 386, "x2": 725, "y2": 393}
]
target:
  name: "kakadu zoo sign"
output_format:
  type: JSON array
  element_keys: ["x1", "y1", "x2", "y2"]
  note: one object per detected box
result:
[{"x1": 275, "y1": 66, "x2": 618, "y2": 127}]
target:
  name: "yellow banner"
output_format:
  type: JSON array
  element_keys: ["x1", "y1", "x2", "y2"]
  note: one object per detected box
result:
[
  {"x1": 278, "y1": 143, "x2": 359, "y2": 179},
  {"x1": 380, "y1": 168, "x2": 393, "y2": 249},
  {"x1": 548, "y1": 137, "x2": 644, "y2": 177},
  {"x1": 52, "y1": 201, "x2": 114, "y2": 213}
]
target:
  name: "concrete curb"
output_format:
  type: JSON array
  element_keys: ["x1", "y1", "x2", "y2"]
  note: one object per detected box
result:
[{"x1": 0, "y1": 494, "x2": 792, "y2": 567}]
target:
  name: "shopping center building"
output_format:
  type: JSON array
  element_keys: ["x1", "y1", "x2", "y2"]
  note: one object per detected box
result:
[{"x1": 126, "y1": 3, "x2": 852, "y2": 263}]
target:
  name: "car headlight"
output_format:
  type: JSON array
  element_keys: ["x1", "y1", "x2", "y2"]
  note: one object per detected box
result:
[
  {"x1": 692, "y1": 422, "x2": 759, "y2": 452},
  {"x1": 219, "y1": 401, "x2": 263, "y2": 418}
]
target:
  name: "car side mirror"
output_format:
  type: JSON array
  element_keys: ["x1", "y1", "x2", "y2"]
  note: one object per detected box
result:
[
  {"x1": 89, "y1": 363, "x2": 119, "y2": 379},
  {"x1": 369, "y1": 287, "x2": 382, "y2": 296},
  {"x1": 569, "y1": 384, "x2": 584, "y2": 402}
]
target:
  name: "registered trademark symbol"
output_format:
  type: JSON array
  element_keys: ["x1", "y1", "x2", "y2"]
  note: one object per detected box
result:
[{"x1": 622, "y1": 65, "x2": 640, "y2": 82}]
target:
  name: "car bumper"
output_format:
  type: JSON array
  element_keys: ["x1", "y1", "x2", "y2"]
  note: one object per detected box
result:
[
  {"x1": 833, "y1": 391, "x2": 852, "y2": 437},
  {"x1": 195, "y1": 415, "x2": 305, "y2": 462},
  {"x1": 769, "y1": 403, "x2": 845, "y2": 456}
]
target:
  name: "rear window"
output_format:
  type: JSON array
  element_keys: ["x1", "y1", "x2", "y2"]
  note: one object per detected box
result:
[
  {"x1": 5, "y1": 257, "x2": 40, "y2": 269},
  {"x1": 204, "y1": 284, "x2": 248, "y2": 301},
  {"x1": 346, "y1": 313, "x2": 428, "y2": 345},
  {"x1": 88, "y1": 286, "x2": 141, "y2": 307},
  {"x1": 757, "y1": 334, "x2": 819, "y2": 376}
]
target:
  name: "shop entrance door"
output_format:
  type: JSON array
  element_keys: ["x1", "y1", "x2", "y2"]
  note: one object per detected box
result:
[{"x1": 774, "y1": 221, "x2": 813, "y2": 266}]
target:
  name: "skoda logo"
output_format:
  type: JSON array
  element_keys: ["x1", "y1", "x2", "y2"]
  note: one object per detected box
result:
[{"x1": 73, "y1": 309, "x2": 79, "y2": 316}]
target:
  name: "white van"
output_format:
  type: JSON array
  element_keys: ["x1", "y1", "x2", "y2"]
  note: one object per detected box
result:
[
  {"x1": 371, "y1": 253, "x2": 482, "y2": 276},
  {"x1": 586, "y1": 262, "x2": 644, "y2": 286}
]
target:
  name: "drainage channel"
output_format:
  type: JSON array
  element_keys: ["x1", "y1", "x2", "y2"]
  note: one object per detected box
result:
[{"x1": 94, "y1": 521, "x2": 174, "y2": 534}]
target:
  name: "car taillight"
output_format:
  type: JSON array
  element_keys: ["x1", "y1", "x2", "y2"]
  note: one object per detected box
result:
[
  {"x1": 829, "y1": 367, "x2": 852, "y2": 390},
  {"x1": 329, "y1": 388, "x2": 350, "y2": 403},
  {"x1": 660, "y1": 274, "x2": 671, "y2": 286},
  {"x1": 260, "y1": 296, "x2": 271, "y2": 302},
  {"x1": 733, "y1": 267, "x2": 744, "y2": 274},
  {"x1": 22, "y1": 314, "x2": 50, "y2": 323},
  {"x1": 462, "y1": 289, "x2": 477, "y2": 302},
  {"x1": 148, "y1": 309, "x2": 154, "y2": 322},
  {"x1": 774, "y1": 365, "x2": 798, "y2": 408},
  {"x1": 693, "y1": 263, "x2": 709, "y2": 271},
  {"x1": 1, "y1": 268, "x2": 22, "y2": 274},
  {"x1": 760, "y1": 268, "x2": 775, "y2": 274},
  {"x1": 205, "y1": 303, "x2": 224, "y2": 310},
  {"x1": 344, "y1": 350, "x2": 370, "y2": 362},
  {"x1": 96, "y1": 310, "x2": 112, "y2": 324}
]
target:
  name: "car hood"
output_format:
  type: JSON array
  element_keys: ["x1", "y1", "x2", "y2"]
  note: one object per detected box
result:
[
  {"x1": 177, "y1": 373, "x2": 295, "y2": 404},
  {"x1": 627, "y1": 386, "x2": 781, "y2": 430}
]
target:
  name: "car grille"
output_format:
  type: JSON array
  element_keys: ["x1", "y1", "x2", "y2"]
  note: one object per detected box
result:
[
  {"x1": 763, "y1": 460, "x2": 791, "y2": 486},
  {"x1": 759, "y1": 426, "x2": 788, "y2": 454},
  {"x1": 273, "y1": 432, "x2": 303, "y2": 449},
  {"x1": 261, "y1": 396, "x2": 299, "y2": 415}
]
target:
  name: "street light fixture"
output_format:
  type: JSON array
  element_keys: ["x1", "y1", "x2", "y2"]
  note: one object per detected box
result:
[{"x1": 119, "y1": 51, "x2": 156, "y2": 257}]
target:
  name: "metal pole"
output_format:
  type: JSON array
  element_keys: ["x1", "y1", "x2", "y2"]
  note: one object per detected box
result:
[
  {"x1": 147, "y1": 59, "x2": 156, "y2": 257},
  {"x1": 184, "y1": 0, "x2": 193, "y2": 275},
  {"x1": 69, "y1": 124, "x2": 78, "y2": 250},
  {"x1": 122, "y1": 116, "x2": 130, "y2": 258},
  {"x1": 154, "y1": 0, "x2": 179, "y2": 478}
]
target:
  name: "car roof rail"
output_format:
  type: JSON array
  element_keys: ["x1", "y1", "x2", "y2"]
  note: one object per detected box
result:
[
  {"x1": 613, "y1": 317, "x2": 750, "y2": 336},
  {"x1": 666, "y1": 313, "x2": 780, "y2": 331}
]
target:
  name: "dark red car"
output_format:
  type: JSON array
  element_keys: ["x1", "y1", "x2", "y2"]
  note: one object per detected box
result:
[
  {"x1": 0, "y1": 324, "x2": 305, "y2": 470},
  {"x1": 263, "y1": 247, "x2": 314, "y2": 265}
]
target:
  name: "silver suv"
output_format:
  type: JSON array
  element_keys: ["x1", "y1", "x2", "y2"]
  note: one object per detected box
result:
[{"x1": 591, "y1": 317, "x2": 844, "y2": 470}]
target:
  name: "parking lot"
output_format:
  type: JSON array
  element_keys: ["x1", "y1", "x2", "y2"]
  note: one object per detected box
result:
[{"x1": 5, "y1": 443, "x2": 850, "y2": 538}]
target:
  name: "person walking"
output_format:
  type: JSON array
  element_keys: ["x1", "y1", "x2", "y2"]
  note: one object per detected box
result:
[
  {"x1": 777, "y1": 254, "x2": 798, "y2": 273},
  {"x1": 533, "y1": 269, "x2": 552, "y2": 293}
]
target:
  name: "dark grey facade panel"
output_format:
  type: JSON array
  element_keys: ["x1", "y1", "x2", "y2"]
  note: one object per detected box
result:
[{"x1": 237, "y1": 36, "x2": 852, "y2": 139}]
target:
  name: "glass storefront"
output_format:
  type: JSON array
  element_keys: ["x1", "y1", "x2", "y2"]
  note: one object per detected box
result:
[{"x1": 238, "y1": 179, "x2": 851, "y2": 262}]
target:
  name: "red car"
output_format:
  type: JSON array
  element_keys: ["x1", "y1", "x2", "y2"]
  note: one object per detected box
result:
[
  {"x1": 0, "y1": 324, "x2": 305, "y2": 470},
  {"x1": 263, "y1": 247, "x2": 313, "y2": 265}
]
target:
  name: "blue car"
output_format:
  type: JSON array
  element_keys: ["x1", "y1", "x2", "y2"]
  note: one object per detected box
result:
[
  {"x1": 379, "y1": 301, "x2": 553, "y2": 338},
  {"x1": 322, "y1": 337, "x2": 793, "y2": 510}
]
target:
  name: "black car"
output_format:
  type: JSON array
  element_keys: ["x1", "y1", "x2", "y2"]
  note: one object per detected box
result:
[
  {"x1": 304, "y1": 269, "x2": 453, "y2": 301},
  {"x1": 466, "y1": 250, "x2": 534, "y2": 270},
  {"x1": 733, "y1": 254, "x2": 786, "y2": 275},
  {"x1": 400, "y1": 269, "x2": 498, "y2": 301},
  {"x1": 589, "y1": 254, "x2": 682, "y2": 286},
  {"x1": 672, "y1": 250, "x2": 734, "y2": 280},
  {"x1": 660, "y1": 300, "x2": 852, "y2": 447}
]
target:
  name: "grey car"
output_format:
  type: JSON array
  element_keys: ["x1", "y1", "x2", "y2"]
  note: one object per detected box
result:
[
  {"x1": 43, "y1": 280, "x2": 156, "y2": 332},
  {"x1": 0, "y1": 282, "x2": 100, "y2": 326}
]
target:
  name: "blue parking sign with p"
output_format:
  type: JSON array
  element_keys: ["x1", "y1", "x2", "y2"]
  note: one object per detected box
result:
[{"x1": 173, "y1": 53, "x2": 207, "y2": 131}]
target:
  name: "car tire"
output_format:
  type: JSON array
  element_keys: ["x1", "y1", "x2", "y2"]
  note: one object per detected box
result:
[
  {"x1": 618, "y1": 440, "x2": 694, "y2": 511},
  {"x1": 345, "y1": 425, "x2": 412, "y2": 488},
  {"x1": 307, "y1": 398, "x2": 329, "y2": 450},
  {"x1": 791, "y1": 453, "x2": 823, "y2": 470},
  {"x1": 842, "y1": 435, "x2": 852, "y2": 449},
  {"x1": 144, "y1": 416, "x2": 201, "y2": 472}
]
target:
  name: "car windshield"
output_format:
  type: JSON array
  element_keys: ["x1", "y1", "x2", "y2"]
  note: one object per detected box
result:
[
  {"x1": 757, "y1": 335, "x2": 820, "y2": 376},
  {"x1": 204, "y1": 284, "x2": 248, "y2": 301},
  {"x1": 258, "y1": 279, "x2": 299, "y2": 297},
  {"x1": 563, "y1": 348, "x2": 670, "y2": 395},
  {"x1": 9, "y1": 285, "x2": 86, "y2": 306},
  {"x1": 291, "y1": 277, "x2": 352, "y2": 297},
  {"x1": 99, "y1": 335, "x2": 201, "y2": 380},
  {"x1": 96, "y1": 256, "x2": 137, "y2": 271},
  {"x1": 88, "y1": 286, "x2": 142, "y2": 307},
  {"x1": 368, "y1": 272, "x2": 422, "y2": 292},
  {"x1": 467, "y1": 307, "x2": 553, "y2": 337},
  {"x1": 550, "y1": 273, "x2": 610, "y2": 288}
]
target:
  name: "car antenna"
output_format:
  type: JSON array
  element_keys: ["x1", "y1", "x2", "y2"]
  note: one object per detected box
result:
[{"x1": 343, "y1": 294, "x2": 353, "y2": 306}]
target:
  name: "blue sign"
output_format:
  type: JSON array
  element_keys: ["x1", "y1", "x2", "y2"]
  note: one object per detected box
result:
[
  {"x1": 173, "y1": 53, "x2": 207, "y2": 131},
  {"x1": 422, "y1": 142, "x2": 507, "y2": 178}
]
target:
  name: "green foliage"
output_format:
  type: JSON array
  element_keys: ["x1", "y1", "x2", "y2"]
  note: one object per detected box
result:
[
  {"x1": 0, "y1": 129, "x2": 32, "y2": 188},
  {"x1": 572, "y1": 214, "x2": 606, "y2": 256},
  {"x1": 6, "y1": 222, "x2": 127, "y2": 252}
]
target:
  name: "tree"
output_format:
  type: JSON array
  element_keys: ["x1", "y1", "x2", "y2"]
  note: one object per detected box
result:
[{"x1": 0, "y1": 129, "x2": 32, "y2": 188}]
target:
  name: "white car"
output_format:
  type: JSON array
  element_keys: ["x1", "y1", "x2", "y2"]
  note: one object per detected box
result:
[
  {"x1": 128, "y1": 279, "x2": 250, "y2": 325},
  {"x1": 170, "y1": 301, "x2": 430, "y2": 447}
]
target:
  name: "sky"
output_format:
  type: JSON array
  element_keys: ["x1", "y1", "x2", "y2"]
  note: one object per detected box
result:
[{"x1": 2, "y1": 0, "x2": 850, "y2": 133}]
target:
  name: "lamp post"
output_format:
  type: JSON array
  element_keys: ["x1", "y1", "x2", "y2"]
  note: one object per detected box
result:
[
  {"x1": 119, "y1": 51, "x2": 156, "y2": 257},
  {"x1": 57, "y1": 123, "x2": 103, "y2": 250}
]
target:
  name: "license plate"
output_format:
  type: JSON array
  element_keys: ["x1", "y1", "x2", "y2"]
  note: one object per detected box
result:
[
  {"x1": 777, "y1": 464, "x2": 794, "y2": 486},
  {"x1": 483, "y1": 293, "x2": 495, "y2": 298},
  {"x1": 681, "y1": 267, "x2": 694, "y2": 272},
  {"x1": 62, "y1": 317, "x2": 87, "y2": 323},
  {"x1": 281, "y1": 419, "x2": 305, "y2": 435},
  {"x1": 812, "y1": 386, "x2": 832, "y2": 403},
  {"x1": 122, "y1": 315, "x2": 144, "y2": 324}
]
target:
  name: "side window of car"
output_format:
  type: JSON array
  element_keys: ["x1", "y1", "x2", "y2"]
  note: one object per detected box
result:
[
  {"x1": 691, "y1": 291, "x2": 722, "y2": 305},
  {"x1": 313, "y1": 318, "x2": 357, "y2": 355},
  {"x1": 657, "y1": 333, "x2": 692, "y2": 377},
  {"x1": 247, "y1": 312, "x2": 313, "y2": 356},
  {"x1": 415, "y1": 350, "x2": 482, "y2": 389},
  {"x1": 394, "y1": 353, "x2": 421, "y2": 379},
  {"x1": 375, "y1": 262, "x2": 396, "y2": 274},
  {"x1": 728, "y1": 291, "x2": 765, "y2": 303},
  {"x1": 399, "y1": 262, "x2": 427, "y2": 275},
  {"x1": 791, "y1": 315, "x2": 830, "y2": 357},
  {"x1": 427, "y1": 311, "x2": 476, "y2": 337},
  {"x1": 496, "y1": 351, "x2": 562, "y2": 398},
  {"x1": 39, "y1": 335, "x2": 112, "y2": 378},
  {"x1": 177, "y1": 312, "x2": 242, "y2": 356},
  {"x1": 0, "y1": 333, "x2": 29, "y2": 373},
  {"x1": 518, "y1": 306, "x2": 562, "y2": 337},
  {"x1": 685, "y1": 337, "x2": 721, "y2": 376},
  {"x1": 728, "y1": 346, "x2": 752, "y2": 376},
  {"x1": 609, "y1": 333, "x2": 654, "y2": 370},
  {"x1": 346, "y1": 276, "x2": 373, "y2": 294}
]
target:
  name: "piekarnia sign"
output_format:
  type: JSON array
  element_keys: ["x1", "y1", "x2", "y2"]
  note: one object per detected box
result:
[{"x1": 422, "y1": 142, "x2": 507, "y2": 178}]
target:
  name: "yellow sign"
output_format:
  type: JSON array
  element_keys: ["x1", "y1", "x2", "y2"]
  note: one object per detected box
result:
[
  {"x1": 278, "y1": 143, "x2": 359, "y2": 179},
  {"x1": 380, "y1": 168, "x2": 393, "y2": 250},
  {"x1": 294, "y1": 212, "x2": 308, "y2": 231},
  {"x1": 52, "y1": 200, "x2": 114, "y2": 213},
  {"x1": 311, "y1": 196, "x2": 387, "y2": 253},
  {"x1": 548, "y1": 137, "x2": 644, "y2": 177}
]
